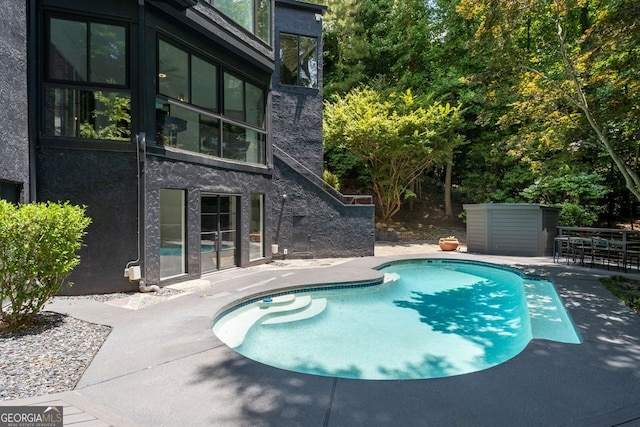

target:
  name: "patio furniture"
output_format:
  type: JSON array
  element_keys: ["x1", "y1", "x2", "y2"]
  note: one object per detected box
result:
[
  {"x1": 568, "y1": 237, "x2": 593, "y2": 265},
  {"x1": 553, "y1": 236, "x2": 570, "y2": 263},
  {"x1": 591, "y1": 238, "x2": 613, "y2": 269}
]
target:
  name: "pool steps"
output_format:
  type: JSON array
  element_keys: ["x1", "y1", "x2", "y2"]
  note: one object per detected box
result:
[
  {"x1": 262, "y1": 298, "x2": 327, "y2": 325},
  {"x1": 215, "y1": 294, "x2": 327, "y2": 348},
  {"x1": 383, "y1": 272, "x2": 400, "y2": 283}
]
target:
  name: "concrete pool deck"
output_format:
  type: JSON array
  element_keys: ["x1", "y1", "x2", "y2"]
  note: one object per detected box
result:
[{"x1": 3, "y1": 245, "x2": 640, "y2": 426}]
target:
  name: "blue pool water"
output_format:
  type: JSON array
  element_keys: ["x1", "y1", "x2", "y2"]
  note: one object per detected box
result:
[{"x1": 212, "y1": 260, "x2": 580, "y2": 380}]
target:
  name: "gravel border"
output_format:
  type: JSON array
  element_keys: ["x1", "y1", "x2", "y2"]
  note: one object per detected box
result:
[
  {"x1": 0, "y1": 312, "x2": 111, "y2": 401},
  {"x1": 0, "y1": 288, "x2": 184, "y2": 401}
]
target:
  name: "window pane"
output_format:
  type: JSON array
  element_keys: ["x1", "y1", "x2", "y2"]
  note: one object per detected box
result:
[
  {"x1": 245, "y1": 82, "x2": 264, "y2": 128},
  {"x1": 224, "y1": 73, "x2": 244, "y2": 122},
  {"x1": 299, "y1": 36, "x2": 318, "y2": 88},
  {"x1": 244, "y1": 129, "x2": 266, "y2": 164},
  {"x1": 279, "y1": 33, "x2": 298, "y2": 85},
  {"x1": 44, "y1": 87, "x2": 131, "y2": 140},
  {"x1": 257, "y1": 0, "x2": 271, "y2": 43},
  {"x1": 250, "y1": 194, "x2": 264, "y2": 260},
  {"x1": 160, "y1": 189, "x2": 186, "y2": 279},
  {"x1": 156, "y1": 101, "x2": 220, "y2": 156},
  {"x1": 199, "y1": 115, "x2": 220, "y2": 156},
  {"x1": 222, "y1": 123, "x2": 248, "y2": 161},
  {"x1": 191, "y1": 56, "x2": 218, "y2": 112},
  {"x1": 49, "y1": 19, "x2": 87, "y2": 81},
  {"x1": 214, "y1": 0, "x2": 253, "y2": 32},
  {"x1": 201, "y1": 195, "x2": 218, "y2": 273},
  {"x1": 158, "y1": 40, "x2": 189, "y2": 102},
  {"x1": 90, "y1": 23, "x2": 127, "y2": 85}
]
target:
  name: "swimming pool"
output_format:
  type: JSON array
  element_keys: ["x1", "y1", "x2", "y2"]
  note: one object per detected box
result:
[{"x1": 212, "y1": 259, "x2": 581, "y2": 380}]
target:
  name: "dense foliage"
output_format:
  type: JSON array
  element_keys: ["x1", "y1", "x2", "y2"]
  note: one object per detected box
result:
[
  {"x1": 0, "y1": 201, "x2": 91, "y2": 328},
  {"x1": 324, "y1": 87, "x2": 463, "y2": 221},
  {"x1": 322, "y1": 0, "x2": 640, "y2": 226}
]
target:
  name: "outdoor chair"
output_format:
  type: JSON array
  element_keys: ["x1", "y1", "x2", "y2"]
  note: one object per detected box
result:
[
  {"x1": 568, "y1": 237, "x2": 593, "y2": 266},
  {"x1": 590, "y1": 238, "x2": 611, "y2": 269},
  {"x1": 553, "y1": 236, "x2": 570, "y2": 263}
]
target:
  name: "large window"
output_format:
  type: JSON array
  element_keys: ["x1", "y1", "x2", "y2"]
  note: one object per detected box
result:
[
  {"x1": 279, "y1": 33, "x2": 318, "y2": 88},
  {"x1": 160, "y1": 189, "x2": 186, "y2": 279},
  {"x1": 249, "y1": 194, "x2": 264, "y2": 260},
  {"x1": 44, "y1": 16, "x2": 130, "y2": 141},
  {"x1": 203, "y1": 0, "x2": 271, "y2": 44},
  {"x1": 156, "y1": 39, "x2": 266, "y2": 165}
]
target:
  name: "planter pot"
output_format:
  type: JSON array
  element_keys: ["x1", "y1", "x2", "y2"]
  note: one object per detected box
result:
[{"x1": 438, "y1": 238, "x2": 459, "y2": 251}]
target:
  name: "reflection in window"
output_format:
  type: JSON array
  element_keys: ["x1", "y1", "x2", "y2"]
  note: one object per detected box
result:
[
  {"x1": 279, "y1": 33, "x2": 318, "y2": 88},
  {"x1": 204, "y1": 0, "x2": 271, "y2": 44},
  {"x1": 160, "y1": 189, "x2": 186, "y2": 279},
  {"x1": 158, "y1": 40, "x2": 189, "y2": 102},
  {"x1": 48, "y1": 18, "x2": 126, "y2": 86},
  {"x1": 192, "y1": 56, "x2": 218, "y2": 111},
  {"x1": 250, "y1": 194, "x2": 264, "y2": 261},
  {"x1": 223, "y1": 124, "x2": 265, "y2": 164},
  {"x1": 44, "y1": 88, "x2": 131, "y2": 140},
  {"x1": 45, "y1": 16, "x2": 129, "y2": 143},
  {"x1": 155, "y1": 40, "x2": 266, "y2": 165},
  {"x1": 156, "y1": 101, "x2": 219, "y2": 154},
  {"x1": 245, "y1": 82, "x2": 264, "y2": 128},
  {"x1": 224, "y1": 73, "x2": 244, "y2": 122}
]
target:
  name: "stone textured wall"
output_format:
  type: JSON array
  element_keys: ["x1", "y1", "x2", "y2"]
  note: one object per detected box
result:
[
  {"x1": 272, "y1": 156, "x2": 374, "y2": 258},
  {"x1": 143, "y1": 156, "x2": 273, "y2": 285},
  {"x1": 36, "y1": 148, "x2": 139, "y2": 295},
  {"x1": 272, "y1": 2, "x2": 324, "y2": 177},
  {"x1": 0, "y1": 0, "x2": 29, "y2": 200},
  {"x1": 270, "y1": 2, "x2": 374, "y2": 258}
]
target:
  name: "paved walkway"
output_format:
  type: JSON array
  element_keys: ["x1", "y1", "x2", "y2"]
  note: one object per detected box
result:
[{"x1": 3, "y1": 245, "x2": 640, "y2": 426}]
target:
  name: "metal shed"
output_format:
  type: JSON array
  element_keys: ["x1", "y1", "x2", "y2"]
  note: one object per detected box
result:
[{"x1": 463, "y1": 203, "x2": 561, "y2": 257}]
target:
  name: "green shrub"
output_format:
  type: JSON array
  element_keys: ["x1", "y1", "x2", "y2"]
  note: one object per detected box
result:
[
  {"x1": 323, "y1": 169, "x2": 341, "y2": 191},
  {"x1": 0, "y1": 201, "x2": 91, "y2": 328}
]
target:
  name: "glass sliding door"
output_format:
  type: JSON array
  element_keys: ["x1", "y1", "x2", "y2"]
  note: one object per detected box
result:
[
  {"x1": 249, "y1": 194, "x2": 264, "y2": 260},
  {"x1": 200, "y1": 195, "x2": 218, "y2": 273},
  {"x1": 160, "y1": 189, "x2": 186, "y2": 279},
  {"x1": 201, "y1": 194, "x2": 238, "y2": 273}
]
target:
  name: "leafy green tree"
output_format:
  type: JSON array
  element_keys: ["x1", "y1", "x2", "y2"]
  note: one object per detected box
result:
[
  {"x1": 324, "y1": 86, "x2": 463, "y2": 221},
  {"x1": 322, "y1": 0, "x2": 369, "y2": 96},
  {"x1": 457, "y1": 0, "x2": 640, "y2": 202},
  {"x1": 521, "y1": 171, "x2": 610, "y2": 226}
]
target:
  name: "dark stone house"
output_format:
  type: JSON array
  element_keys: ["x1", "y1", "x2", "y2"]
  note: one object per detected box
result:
[{"x1": 0, "y1": 0, "x2": 374, "y2": 294}]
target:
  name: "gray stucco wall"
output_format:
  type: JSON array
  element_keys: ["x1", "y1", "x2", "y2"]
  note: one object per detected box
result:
[
  {"x1": 272, "y1": 1, "x2": 325, "y2": 177},
  {"x1": 0, "y1": 0, "x2": 29, "y2": 201},
  {"x1": 143, "y1": 155, "x2": 273, "y2": 285},
  {"x1": 272, "y1": 156, "x2": 374, "y2": 257},
  {"x1": 36, "y1": 148, "x2": 139, "y2": 295}
]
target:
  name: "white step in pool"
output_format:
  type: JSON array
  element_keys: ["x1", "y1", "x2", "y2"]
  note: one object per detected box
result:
[
  {"x1": 214, "y1": 295, "x2": 311, "y2": 348},
  {"x1": 261, "y1": 298, "x2": 327, "y2": 325}
]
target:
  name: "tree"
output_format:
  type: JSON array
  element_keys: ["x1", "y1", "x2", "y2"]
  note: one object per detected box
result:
[
  {"x1": 457, "y1": 0, "x2": 640, "y2": 202},
  {"x1": 322, "y1": 0, "x2": 369, "y2": 96},
  {"x1": 324, "y1": 86, "x2": 463, "y2": 222}
]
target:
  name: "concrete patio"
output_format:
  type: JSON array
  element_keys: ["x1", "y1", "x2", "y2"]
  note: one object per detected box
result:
[{"x1": 3, "y1": 247, "x2": 640, "y2": 426}]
